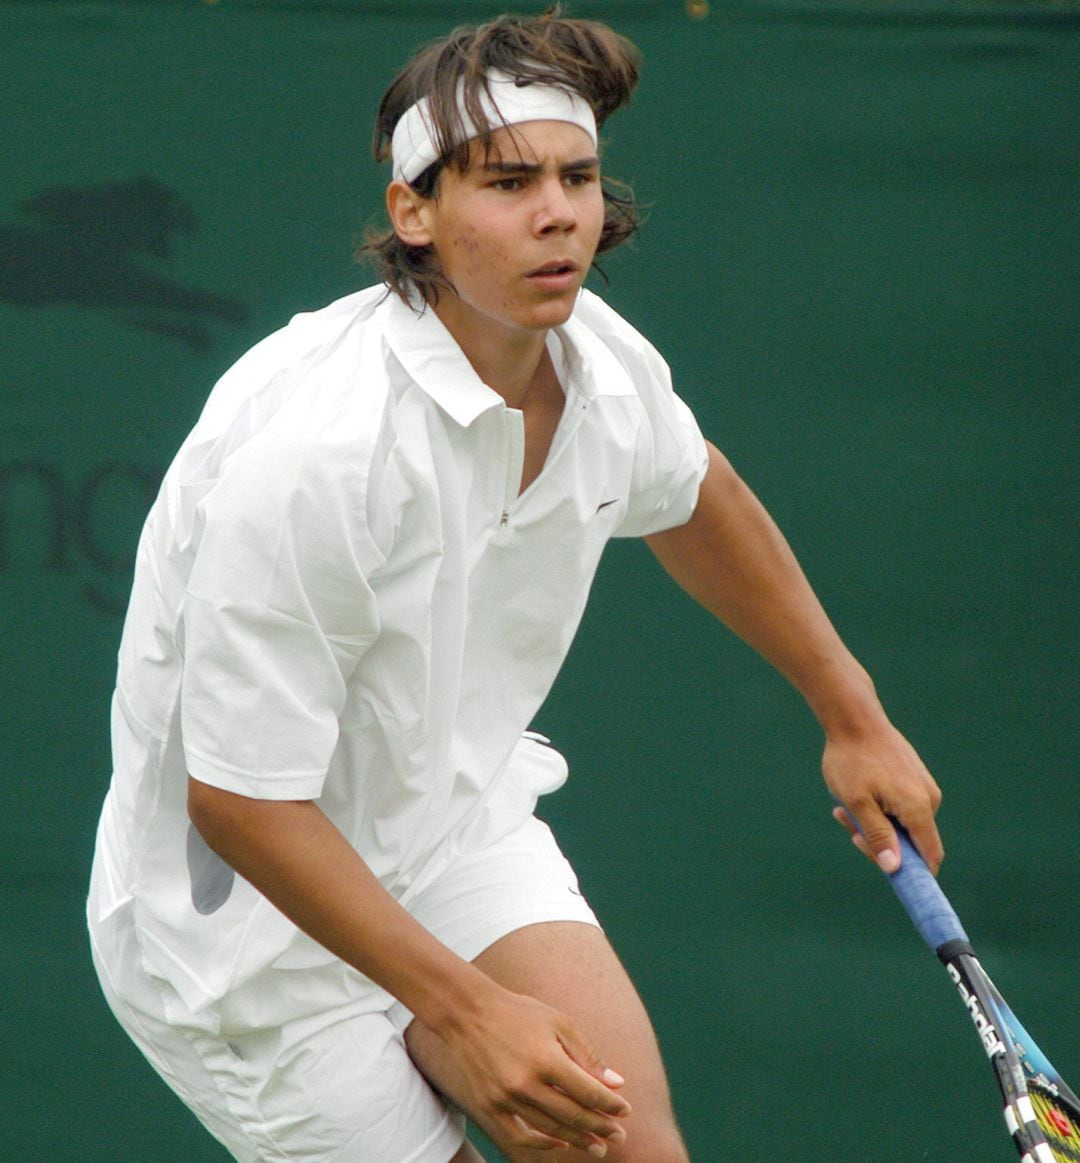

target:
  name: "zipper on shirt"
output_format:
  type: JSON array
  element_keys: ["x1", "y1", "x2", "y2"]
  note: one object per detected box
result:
[
  {"x1": 493, "y1": 387, "x2": 590, "y2": 535},
  {"x1": 496, "y1": 408, "x2": 525, "y2": 534}
]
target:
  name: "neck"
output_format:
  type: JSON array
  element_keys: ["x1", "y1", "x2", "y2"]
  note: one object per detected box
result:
[{"x1": 431, "y1": 298, "x2": 550, "y2": 409}]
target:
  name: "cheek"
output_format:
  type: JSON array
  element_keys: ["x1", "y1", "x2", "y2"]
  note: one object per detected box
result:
[
  {"x1": 452, "y1": 226, "x2": 481, "y2": 256},
  {"x1": 585, "y1": 193, "x2": 606, "y2": 245},
  {"x1": 447, "y1": 226, "x2": 512, "y2": 278}
]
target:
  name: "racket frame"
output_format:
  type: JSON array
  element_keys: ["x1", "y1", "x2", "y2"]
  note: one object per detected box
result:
[
  {"x1": 840, "y1": 812, "x2": 1080, "y2": 1161},
  {"x1": 935, "y1": 939, "x2": 1069, "y2": 1161}
]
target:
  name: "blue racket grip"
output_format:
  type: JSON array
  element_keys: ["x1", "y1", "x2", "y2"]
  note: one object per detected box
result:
[
  {"x1": 887, "y1": 827, "x2": 968, "y2": 953},
  {"x1": 835, "y1": 799, "x2": 967, "y2": 953}
]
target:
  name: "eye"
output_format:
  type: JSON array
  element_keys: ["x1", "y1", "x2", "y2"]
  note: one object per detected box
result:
[
  {"x1": 564, "y1": 171, "x2": 597, "y2": 187},
  {"x1": 490, "y1": 176, "x2": 523, "y2": 191}
]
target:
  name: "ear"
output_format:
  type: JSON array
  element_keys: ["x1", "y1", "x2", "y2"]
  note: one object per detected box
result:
[{"x1": 386, "y1": 180, "x2": 434, "y2": 247}]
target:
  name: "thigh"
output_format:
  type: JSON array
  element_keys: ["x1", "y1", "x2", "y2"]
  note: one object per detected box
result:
[
  {"x1": 477, "y1": 923, "x2": 687, "y2": 1163},
  {"x1": 386, "y1": 815, "x2": 601, "y2": 1037},
  {"x1": 408, "y1": 921, "x2": 688, "y2": 1163}
]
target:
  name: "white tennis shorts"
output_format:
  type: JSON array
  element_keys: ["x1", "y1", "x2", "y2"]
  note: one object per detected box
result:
[{"x1": 89, "y1": 814, "x2": 600, "y2": 1163}]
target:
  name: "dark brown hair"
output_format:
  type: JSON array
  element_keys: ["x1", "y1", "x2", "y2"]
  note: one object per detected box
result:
[{"x1": 358, "y1": 8, "x2": 642, "y2": 304}]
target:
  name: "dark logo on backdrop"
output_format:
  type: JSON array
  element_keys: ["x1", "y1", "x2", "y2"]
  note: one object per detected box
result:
[
  {"x1": 2, "y1": 178, "x2": 251, "y2": 612},
  {"x1": 0, "y1": 176, "x2": 247, "y2": 351},
  {"x1": 0, "y1": 459, "x2": 161, "y2": 615}
]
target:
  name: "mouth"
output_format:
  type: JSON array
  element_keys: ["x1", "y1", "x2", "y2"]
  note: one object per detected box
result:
[
  {"x1": 525, "y1": 261, "x2": 576, "y2": 279},
  {"x1": 525, "y1": 260, "x2": 580, "y2": 290}
]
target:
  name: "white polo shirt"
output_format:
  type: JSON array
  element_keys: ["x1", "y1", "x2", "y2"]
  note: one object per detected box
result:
[{"x1": 90, "y1": 284, "x2": 708, "y2": 1019}]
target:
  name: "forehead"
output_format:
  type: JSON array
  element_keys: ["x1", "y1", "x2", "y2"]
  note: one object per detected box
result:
[{"x1": 463, "y1": 119, "x2": 598, "y2": 168}]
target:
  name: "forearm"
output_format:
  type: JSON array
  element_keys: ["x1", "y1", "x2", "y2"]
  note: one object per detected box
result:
[
  {"x1": 647, "y1": 442, "x2": 885, "y2": 739},
  {"x1": 186, "y1": 779, "x2": 490, "y2": 1035},
  {"x1": 187, "y1": 778, "x2": 633, "y2": 1152},
  {"x1": 648, "y1": 442, "x2": 944, "y2": 869}
]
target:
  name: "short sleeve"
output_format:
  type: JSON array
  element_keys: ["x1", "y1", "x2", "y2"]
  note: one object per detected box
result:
[
  {"x1": 180, "y1": 428, "x2": 384, "y2": 800},
  {"x1": 613, "y1": 340, "x2": 709, "y2": 539}
]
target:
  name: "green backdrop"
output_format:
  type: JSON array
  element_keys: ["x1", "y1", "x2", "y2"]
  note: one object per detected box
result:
[{"x1": 2, "y1": 1, "x2": 1076, "y2": 1158}]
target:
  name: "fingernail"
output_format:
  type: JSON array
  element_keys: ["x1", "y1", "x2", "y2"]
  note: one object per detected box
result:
[
  {"x1": 877, "y1": 849, "x2": 900, "y2": 874},
  {"x1": 610, "y1": 1127, "x2": 628, "y2": 1144},
  {"x1": 603, "y1": 1068, "x2": 625, "y2": 1086},
  {"x1": 588, "y1": 1144, "x2": 607, "y2": 1158}
]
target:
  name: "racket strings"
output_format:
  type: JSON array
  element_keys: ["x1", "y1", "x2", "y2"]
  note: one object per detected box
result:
[{"x1": 1031, "y1": 1088, "x2": 1080, "y2": 1163}]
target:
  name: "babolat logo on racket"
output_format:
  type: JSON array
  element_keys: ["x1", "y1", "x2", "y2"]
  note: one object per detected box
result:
[{"x1": 947, "y1": 965, "x2": 1007, "y2": 1058}]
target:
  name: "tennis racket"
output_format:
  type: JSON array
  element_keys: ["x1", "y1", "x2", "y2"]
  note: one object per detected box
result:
[{"x1": 863, "y1": 819, "x2": 1079, "y2": 1161}]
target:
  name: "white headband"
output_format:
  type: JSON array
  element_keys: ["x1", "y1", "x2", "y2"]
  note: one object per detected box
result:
[{"x1": 391, "y1": 71, "x2": 598, "y2": 185}]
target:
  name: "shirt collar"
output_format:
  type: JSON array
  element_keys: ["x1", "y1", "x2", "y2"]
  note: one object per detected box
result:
[
  {"x1": 379, "y1": 291, "x2": 504, "y2": 427},
  {"x1": 378, "y1": 287, "x2": 636, "y2": 426},
  {"x1": 555, "y1": 309, "x2": 637, "y2": 401}
]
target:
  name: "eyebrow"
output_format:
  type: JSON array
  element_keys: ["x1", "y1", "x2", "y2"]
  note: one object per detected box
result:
[{"x1": 479, "y1": 155, "x2": 601, "y2": 176}]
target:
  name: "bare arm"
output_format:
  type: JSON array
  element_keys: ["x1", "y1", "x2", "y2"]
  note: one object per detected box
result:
[
  {"x1": 646, "y1": 441, "x2": 944, "y2": 873},
  {"x1": 187, "y1": 780, "x2": 629, "y2": 1155}
]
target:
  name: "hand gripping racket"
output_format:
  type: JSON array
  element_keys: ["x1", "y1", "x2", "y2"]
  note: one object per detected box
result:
[{"x1": 864, "y1": 821, "x2": 1079, "y2": 1161}]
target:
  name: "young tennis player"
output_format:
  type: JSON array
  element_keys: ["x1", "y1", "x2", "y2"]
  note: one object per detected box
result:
[{"x1": 88, "y1": 11, "x2": 944, "y2": 1162}]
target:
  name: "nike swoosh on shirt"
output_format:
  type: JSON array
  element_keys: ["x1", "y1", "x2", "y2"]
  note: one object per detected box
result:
[{"x1": 596, "y1": 498, "x2": 621, "y2": 512}]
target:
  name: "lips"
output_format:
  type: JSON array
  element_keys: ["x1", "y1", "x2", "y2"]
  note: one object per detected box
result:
[
  {"x1": 524, "y1": 260, "x2": 581, "y2": 295},
  {"x1": 526, "y1": 259, "x2": 578, "y2": 278}
]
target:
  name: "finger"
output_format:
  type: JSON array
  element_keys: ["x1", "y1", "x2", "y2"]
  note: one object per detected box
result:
[
  {"x1": 845, "y1": 797, "x2": 901, "y2": 874},
  {"x1": 503, "y1": 1112, "x2": 569, "y2": 1154},
  {"x1": 553, "y1": 1029, "x2": 632, "y2": 1117},
  {"x1": 839, "y1": 796, "x2": 946, "y2": 877},
  {"x1": 832, "y1": 802, "x2": 879, "y2": 859},
  {"x1": 849, "y1": 830, "x2": 872, "y2": 862},
  {"x1": 832, "y1": 807, "x2": 877, "y2": 865},
  {"x1": 893, "y1": 802, "x2": 945, "y2": 877},
  {"x1": 512, "y1": 1098, "x2": 626, "y2": 1158},
  {"x1": 831, "y1": 805, "x2": 856, "y2": 837},
  {"x1": 520, "y1": 1085, "x2": 630, "y2": 1151}
]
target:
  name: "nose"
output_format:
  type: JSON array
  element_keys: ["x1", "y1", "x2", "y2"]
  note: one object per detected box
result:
[{"x1": 534, "y1": 177, "x2": 576, "y2": 235}]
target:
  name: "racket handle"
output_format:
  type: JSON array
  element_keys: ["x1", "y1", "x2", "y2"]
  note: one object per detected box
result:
[
  {"x1": 834, "y1": 799, "x2": 968, "y2": 953},
  {"x1": 887, "y1": 827, "x2": 969, "y2": 954}
]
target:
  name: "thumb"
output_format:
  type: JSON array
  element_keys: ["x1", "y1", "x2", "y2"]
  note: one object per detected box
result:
[{"x1": 852, "y1": 802, "x2": 901, "y2": 874}]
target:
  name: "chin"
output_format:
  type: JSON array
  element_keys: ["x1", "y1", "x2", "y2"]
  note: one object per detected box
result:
[{"x1": 522, "y1": 294, "x2": 580, "y2": 331}]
